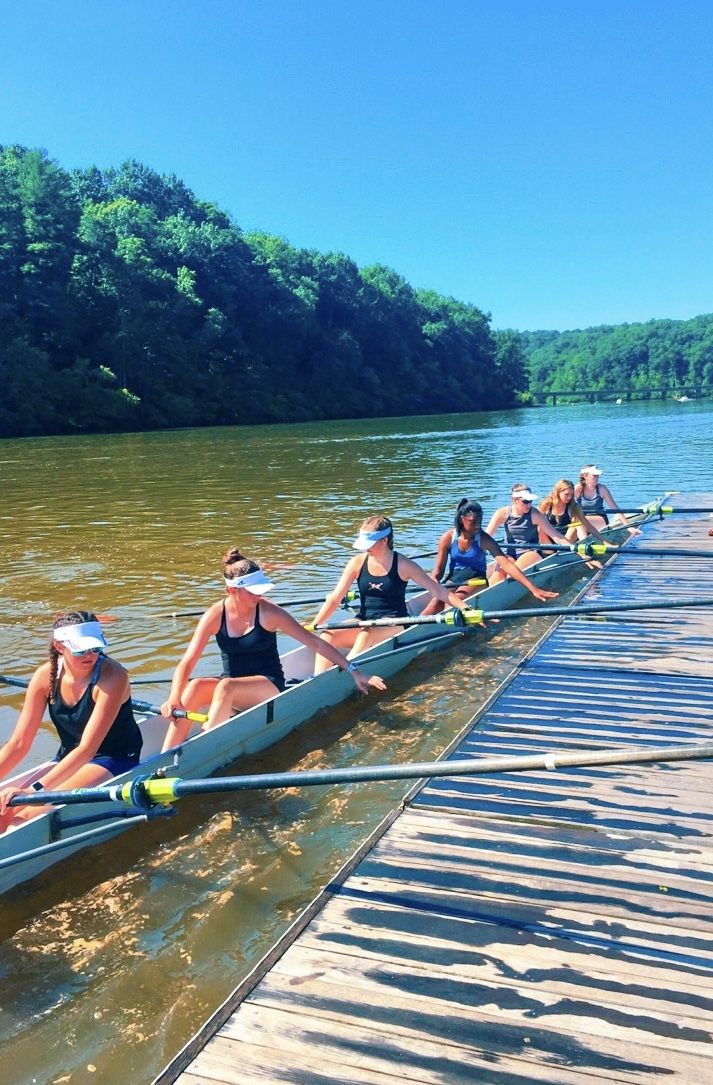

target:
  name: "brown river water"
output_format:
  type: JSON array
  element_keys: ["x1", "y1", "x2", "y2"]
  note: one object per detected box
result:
[{"x1": 0, "y1": 401, "x2": 711, "y2": 1084}]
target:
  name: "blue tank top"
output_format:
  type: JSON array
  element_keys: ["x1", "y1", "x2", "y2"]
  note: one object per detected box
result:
[
  {"x1": 215, "y1": 603, "x2": 286, "y2": 690},
  {"x1": 49, "y1": 657, "x2": 142, "y2": 760},
  {"x1": 357, "y1": 551, "x2": 408, "y2": 620},
  {"x1": 447, "y1": 530, "x2": 487, "y2": 578}
]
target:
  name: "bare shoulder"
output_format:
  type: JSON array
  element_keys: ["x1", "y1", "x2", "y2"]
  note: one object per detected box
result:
[
  {"x1": 28, "y1": 661, "x2": 52, "y2": 696},
  {"x1": 479, "y1": 529, "x2": 501, "y2": 553},
  {"x1": 487, "y1": 505, "x2": 507, "y2": 525},
  {"x1": 396, "y1": 552, "x2": 421, "y2": 576},
  {"x1": 256, "y1": 598, "x2": 285, "y2": 630},
  {"x1": 345, "y1": 553, "x2": 364, "y2": 576},
  {"x1": 196, "y1": 599, "x2": 224, "y2": 632},
  {"x1": 96, "y1": 656, "x2": 130, "y2": 695}
]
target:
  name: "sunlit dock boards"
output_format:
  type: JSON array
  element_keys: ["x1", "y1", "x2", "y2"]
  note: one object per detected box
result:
[{"x1": 158, "y1": 495, "x2": 713, "y2": 1085}]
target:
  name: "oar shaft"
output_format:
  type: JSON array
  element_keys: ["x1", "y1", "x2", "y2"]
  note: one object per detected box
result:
[
  {"x1": 607, "y1": 506, "x2": 712, "y2": 514},
  {"x1": 314, "y1": 612, "x2": 455, "y2": 631},
  {"x1": 478, "y1": 596, "x2": 713, "y2": 621},
  {"x1": 513, "y1": 543, "x2": 713, "y2": 559},
  {"x1": 12, "y1": 741, "x2": 713, "y2": 808}
]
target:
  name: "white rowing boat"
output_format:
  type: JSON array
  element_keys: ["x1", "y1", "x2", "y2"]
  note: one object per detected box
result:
[{"x1": 0, "y1": 502, "x2": 664, "y2": 895}]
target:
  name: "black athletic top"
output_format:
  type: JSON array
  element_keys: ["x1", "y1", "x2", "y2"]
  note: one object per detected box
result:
[
  {"x1": 49, "y1": 657, "x2": 142, "y2": 760},
  {"x1": 577, "y1": 484, "x2": 609, "y2": 523},
  {"x1": 215, "y1": 602, "x2": 286, "y2": 691},
  {"x1": 503, "y1": 507, "x2": 539, "y2": 557},
  {"x1": 545, "y1": 507, "x2": 573, "y2": 529},
  {"x1": 357, "y1": 551, "x2": 409, "y2": 620}
]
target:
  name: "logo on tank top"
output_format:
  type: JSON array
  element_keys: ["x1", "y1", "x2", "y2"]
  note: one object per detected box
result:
[{"x1": 368, "y1": 582, "x2": 383, "y2": 591}]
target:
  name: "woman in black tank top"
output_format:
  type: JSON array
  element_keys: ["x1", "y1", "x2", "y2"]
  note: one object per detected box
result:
[
  {"x1": 574, "y1": 466, "x2": 642, "y2": 536},
  {"x1": 161, "y1": 547, "x2": 387, "y2": 751},
  {"x1": 0, "y1": 611, "x2": 140, "y2": 832},
  {"x1": 485, "y1": 483, "x2": 572, "y2": 586},
  {"x1": 311, "y1": 515, "x2": 470, "y2": 675},
  {"x1": 538, "y1": 479, "x2": 615, "y2": 547}
]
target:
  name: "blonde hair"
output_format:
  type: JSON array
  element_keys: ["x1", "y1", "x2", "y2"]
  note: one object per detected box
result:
[{"x1": 540, "y1": 479, "x2": 577, "y2": 516}]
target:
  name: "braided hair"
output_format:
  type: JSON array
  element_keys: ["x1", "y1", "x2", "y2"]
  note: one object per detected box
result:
[{"x1": 49, "y1": 611, "x2": 97, "y2": 704}]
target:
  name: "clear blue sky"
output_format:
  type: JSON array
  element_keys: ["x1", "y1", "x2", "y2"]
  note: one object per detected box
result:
[{"x1": 2, "y1": 1, "x2": 712, "y2": 331}]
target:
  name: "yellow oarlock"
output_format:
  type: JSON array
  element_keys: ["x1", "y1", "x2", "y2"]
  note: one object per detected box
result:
[
  {"x1": 443, "y1": 608, "x2": 485, "y2": 625},
  {"x1": 120, "y1": 777, "x2": 180, "y2": 805},
  {"x1": 577, "y1": 543, "x2": 607, "y2": 557}
]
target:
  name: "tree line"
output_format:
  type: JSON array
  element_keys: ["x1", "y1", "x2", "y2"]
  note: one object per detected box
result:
[
  {"x1": 0, "y1": 145, "x2": 529, "y2": 438},
  {"x1": 521, "y1": 316, "x2": 713, "y2": 397}
]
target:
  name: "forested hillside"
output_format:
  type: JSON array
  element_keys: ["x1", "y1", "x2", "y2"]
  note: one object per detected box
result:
[
  {"x1": 0, "y1": 145, "x2": 528, "y2": 437},
  {"x1": 521, "y1": 317, "x2": 713, "y2": 395}
]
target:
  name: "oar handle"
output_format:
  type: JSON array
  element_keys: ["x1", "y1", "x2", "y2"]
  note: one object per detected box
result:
[{"x1": 129, "y1": 697, "x2": 207, "y2": 724}]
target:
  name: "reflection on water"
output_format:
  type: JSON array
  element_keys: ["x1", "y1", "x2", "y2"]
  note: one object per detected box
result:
[{"x1": 0, "y1": 400, "x2": 712, "y2": 1084}]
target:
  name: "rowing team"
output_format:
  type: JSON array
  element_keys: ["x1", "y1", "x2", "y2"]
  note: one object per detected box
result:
[{"x1": 0, "y1": 467, "x2": 637, "y2": 831}]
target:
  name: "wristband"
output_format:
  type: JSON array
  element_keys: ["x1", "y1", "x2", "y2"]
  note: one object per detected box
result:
[
  {"x1": 31, "y1": 780, "x2": 45, "y2": 792},
  {"x1": 347, "y1": 661, "x2": 361, "y2": 673}
]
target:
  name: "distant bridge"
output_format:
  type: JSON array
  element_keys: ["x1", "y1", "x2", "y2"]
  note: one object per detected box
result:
[{"x1": 532, "y1": 385, "x2": 711, "y2": 406}]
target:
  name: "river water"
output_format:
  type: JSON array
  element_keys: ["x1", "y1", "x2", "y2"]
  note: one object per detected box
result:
[{"x1": 0, "y1": 400, "x2": 711, "y2": 1084}]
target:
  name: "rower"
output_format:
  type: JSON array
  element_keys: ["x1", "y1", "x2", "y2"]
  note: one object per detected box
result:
[
  {"x1": 485, "y1": 483, "x2": 571, "y2": 584},
  {"x1": 538, "y1": 479, "x2": 618, "y2": 546},
  {"x1": 422, "y1": 499, "x2": 560, "y2": 615},
  {"x1": 575, "y1": 465, "x2": 642, "y2": 535},
  {"x1": 0, "y1": 612, "x2": 142, "y2": 832},
  {"x1": 310, "y1": 515, "x2": 469, "y2": 673},
  {"x1": 160, "y1": 547, "x2": 386, "y2": 751}
]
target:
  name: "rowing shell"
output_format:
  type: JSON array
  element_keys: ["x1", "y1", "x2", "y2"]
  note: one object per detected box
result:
[{"x1": 0, "y1": 502, "x2": 663, "y2": 896}]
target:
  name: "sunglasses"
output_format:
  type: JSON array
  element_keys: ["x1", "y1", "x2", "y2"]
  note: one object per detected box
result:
[
  {"x1": 516, "y1": 497, "x2": 533, "y2": 505},
  {"x1": 69, "y1": 647, "x2": 104, "y2": 657}
]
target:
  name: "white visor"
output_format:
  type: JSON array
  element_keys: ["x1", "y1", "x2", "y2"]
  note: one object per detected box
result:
[
  {"x1": 54, "y1": 621, "x2": 107, "y2": 651},
  {"x1": 581, "y1": 465, "x2": 602, "y2": 475},
  {"x1": 512, "y1": 489, "x2": 538, "y2": 502},
  {"x1": 352, "y1": 526, "x2": 392, "y2": 551},
  {"x1": 224, "y1": 569, "x2": 275, "y2": 594}
]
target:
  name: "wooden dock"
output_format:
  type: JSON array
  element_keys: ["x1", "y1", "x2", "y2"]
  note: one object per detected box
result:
[{"x1": 157, "y1": 496, "x2": 713, "y2": 1085}]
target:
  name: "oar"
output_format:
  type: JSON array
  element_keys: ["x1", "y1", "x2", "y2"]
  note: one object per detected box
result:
[
  {"x1": 0, "y1": 673, "x2": 207, "y2": 724},
  {"x1": 133, "y1": 581, "x2": 488, "y2": 622},
  {"x1": 10, "y1": 740, "x2": 713, "y2": 810},
  {"x1": 603, "y1": 506, "x2": 713, "y2": 515},
  {"x1": 511, "y1": 542, "x2": 713, "y2": 559},
  {"x1": 310, "y1": 594, "x2": 713, "y2": 632}
]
